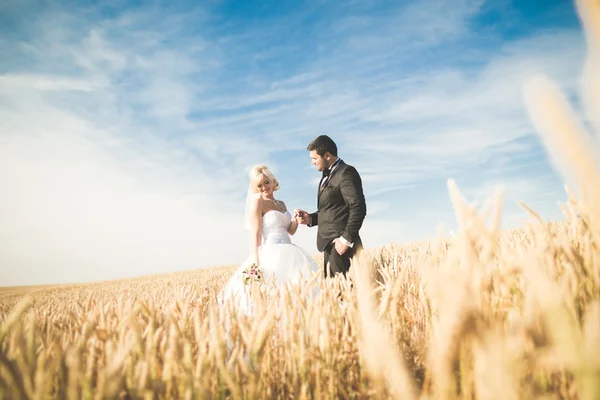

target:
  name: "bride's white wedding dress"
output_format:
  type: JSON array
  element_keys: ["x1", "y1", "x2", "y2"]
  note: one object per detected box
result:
[{"x1": 218, "y1": 210, "x2": 320, "y2": 315}]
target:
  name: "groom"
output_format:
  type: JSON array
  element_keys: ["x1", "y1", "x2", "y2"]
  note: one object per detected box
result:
[{"x1": 295, "y1": 135, "x2": 367, "y2": 278}]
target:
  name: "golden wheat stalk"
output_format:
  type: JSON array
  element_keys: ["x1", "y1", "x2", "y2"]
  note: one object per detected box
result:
[
  {"x1": 576, "y1": 0, "x2": 600, "y2": 134},
  {"x1": 352, "y1": 251, "x2": 418, "y2": 399},
  {"x1": 523, "y1": 1, "x2": 600, "y2": 230}
]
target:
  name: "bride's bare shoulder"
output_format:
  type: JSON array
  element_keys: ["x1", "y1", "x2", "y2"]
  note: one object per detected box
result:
[{"x1": 250, "y1": 196, "x2": 263, "y2": 212}]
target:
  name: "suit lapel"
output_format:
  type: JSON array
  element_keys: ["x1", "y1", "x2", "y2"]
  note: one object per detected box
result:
[
  {"x1": 322, "y1": 160, "x2": 343, "y2": 190},
  {"x1": 317, "y1": 160, "x2": 344, "y2": 208},
  {"x1": 317, "y1": 175, "x2": 325, "y2": 208}
]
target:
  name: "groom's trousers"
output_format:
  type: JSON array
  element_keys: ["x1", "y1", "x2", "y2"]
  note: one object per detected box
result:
[{"x1": 323, "y1": 238, "x2": 362, "y2": 278}]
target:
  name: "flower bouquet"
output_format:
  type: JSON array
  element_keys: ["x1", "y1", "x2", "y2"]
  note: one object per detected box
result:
[{"x1": 241, "y1": 263, "x2": 263, "y2": 285}]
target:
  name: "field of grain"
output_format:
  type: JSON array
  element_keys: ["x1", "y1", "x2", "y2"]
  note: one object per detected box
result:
[
  {"x1": 2, "y1": 0, "x2": 600, "y2": 399},
  {"x1": 1, "y1": 210, "x2": 599, "y2": 399}
]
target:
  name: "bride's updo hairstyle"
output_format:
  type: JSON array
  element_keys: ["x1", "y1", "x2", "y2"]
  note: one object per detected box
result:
[{"x1": 249, "y1": 164, "x2": 280, "y2": 193}]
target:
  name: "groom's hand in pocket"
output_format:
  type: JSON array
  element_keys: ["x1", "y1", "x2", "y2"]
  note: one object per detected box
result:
[{"x1": 333, "y1": 238, "x2": 349, "y2": 255}]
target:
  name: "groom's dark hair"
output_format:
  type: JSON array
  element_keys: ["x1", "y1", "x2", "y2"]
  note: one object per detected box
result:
[{"x1": 307, "y1": 135, "x2": 338, "y2": 157}]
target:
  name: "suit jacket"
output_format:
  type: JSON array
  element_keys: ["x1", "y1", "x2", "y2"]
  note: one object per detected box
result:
[{"x1": 308, "y1": 160, "x2": 367, "y2": 252}]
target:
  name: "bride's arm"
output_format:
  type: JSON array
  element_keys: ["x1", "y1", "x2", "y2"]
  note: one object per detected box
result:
[
  {"x1": 288, "y1": 219, "x2": 298, "y2": 235},
  {"x1": 249, "y1": 198, "x2": 262, "y2": 265},
  {"x1": 282, "y1": 201, "x2": 298, "y2": 235},
  {"x1": 287, "y1": 215, "x2": 298, "y2": 235}
]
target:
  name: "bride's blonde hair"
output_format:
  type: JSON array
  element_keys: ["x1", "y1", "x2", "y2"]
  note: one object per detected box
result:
[{"x1": 249, "y1": 164, "x2": 280, "y2": 193}]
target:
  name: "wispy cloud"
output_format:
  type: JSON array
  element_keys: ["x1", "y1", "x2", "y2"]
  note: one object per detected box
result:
[{"x1": 0, "y1": 0, "x2": 585, "y2": 285}]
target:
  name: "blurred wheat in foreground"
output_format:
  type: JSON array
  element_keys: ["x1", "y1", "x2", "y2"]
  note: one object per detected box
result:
[{"x1": 3, "y1": 0, "x2": 600, "y2": 399}]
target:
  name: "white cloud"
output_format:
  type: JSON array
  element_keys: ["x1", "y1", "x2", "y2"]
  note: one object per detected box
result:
[
  {"x1": 0, "y1": 87, "x2": 253, "y2": 286},
  {"x1": 0, "y1": 74, "x2": 102, "y2": 91},
  {"x1": 0, "y1": 6, "x2": 262, "y2": 286}
]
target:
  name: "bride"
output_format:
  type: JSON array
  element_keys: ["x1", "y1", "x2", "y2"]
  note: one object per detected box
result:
[{"x1": 217, "y1": 164, "x2": 320, "y2": 315}]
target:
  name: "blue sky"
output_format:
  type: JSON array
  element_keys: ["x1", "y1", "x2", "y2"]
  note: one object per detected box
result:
[{"x1": 0, "y1": 0, "x2": 587, "y2": 286}]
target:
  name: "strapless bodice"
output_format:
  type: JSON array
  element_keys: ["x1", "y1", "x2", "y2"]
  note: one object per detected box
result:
[{"x1": 262, "y1": 210, "x2": 292, "y2": 244}]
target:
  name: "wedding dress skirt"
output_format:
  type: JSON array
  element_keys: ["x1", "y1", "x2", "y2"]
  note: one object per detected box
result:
[{"x1": 218, "y1": 210, "x2": 320, "y2": 315}]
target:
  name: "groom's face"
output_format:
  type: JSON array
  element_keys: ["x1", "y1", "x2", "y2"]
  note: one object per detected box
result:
[{"x1": 309, "y1": 150, "x2": 330, "y2": 172}]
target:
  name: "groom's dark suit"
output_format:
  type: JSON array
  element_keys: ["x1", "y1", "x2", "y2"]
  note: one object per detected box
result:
[{"x1": 308, "y1": 159, "x2": 367, "y2": 277}]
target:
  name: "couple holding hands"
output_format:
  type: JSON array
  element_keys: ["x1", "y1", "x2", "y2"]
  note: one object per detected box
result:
[{"x1": 218, "y1": 134, "x2": 367, "y2": 312}]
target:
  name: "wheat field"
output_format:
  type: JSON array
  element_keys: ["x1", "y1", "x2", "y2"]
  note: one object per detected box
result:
[{"x1": 2, "y1": 0, "x2": 600, "y2": 399}]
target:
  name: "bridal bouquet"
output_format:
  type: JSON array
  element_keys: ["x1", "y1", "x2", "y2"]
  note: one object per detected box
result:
[{"x1": 242, "y1": 263, "x2": 263, "y2": 285}]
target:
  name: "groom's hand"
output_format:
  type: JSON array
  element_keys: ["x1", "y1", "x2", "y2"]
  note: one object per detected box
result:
[
  {"x1": 294, "y1": 209, "x2": 310, "y2": 225},
  {"x1": 333, "y1": 238, "x2": 349, "y2": 255}
]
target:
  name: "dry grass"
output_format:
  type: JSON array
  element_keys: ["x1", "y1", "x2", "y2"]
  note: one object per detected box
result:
[
  {"x1": 2, "y1": 0, "x2": 600, "y2": 398},
  {"x1": 1, "y1": 217, "x2": 598, "y2": 399}
]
